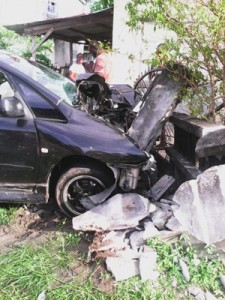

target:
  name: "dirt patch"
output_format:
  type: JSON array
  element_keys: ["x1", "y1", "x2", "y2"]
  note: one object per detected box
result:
[
  {"x1": 0, "y1": 201, "x2": 115, "y2": 293},
  {"x1": 0, "y1": 200, "x2": 71, "y2": 252}
]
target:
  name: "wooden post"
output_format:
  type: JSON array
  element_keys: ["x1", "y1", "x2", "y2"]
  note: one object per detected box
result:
[{"x1": 32, "y1": 36, "x2": 36, "y2": 61}]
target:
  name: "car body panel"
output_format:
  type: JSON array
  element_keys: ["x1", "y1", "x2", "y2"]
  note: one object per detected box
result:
[
  {"x1": 0, "y1": 116, "x2": 38, "y2": 183},
  {"x1": 34, "y1": 109, "x2": 147, "y2": 181}
]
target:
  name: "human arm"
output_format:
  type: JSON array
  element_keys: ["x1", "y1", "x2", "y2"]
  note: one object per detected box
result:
[{"x1": 69, "y1": 70, "x2": 77, "y2": 82}]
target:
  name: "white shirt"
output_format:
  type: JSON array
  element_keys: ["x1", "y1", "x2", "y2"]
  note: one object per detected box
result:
[{"x1": 69, "y1": 63, "x2": 85, "y2": 75}]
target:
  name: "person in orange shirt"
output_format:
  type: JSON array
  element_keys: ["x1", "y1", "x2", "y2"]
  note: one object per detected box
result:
[{"x1": 88, "y1": 40, "x2": 112, "y2": 84}]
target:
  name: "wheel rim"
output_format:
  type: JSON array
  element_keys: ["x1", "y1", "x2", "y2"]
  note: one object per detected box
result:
[{"x1": 62, "y1": 175, "x2": 106, "y2": 215}]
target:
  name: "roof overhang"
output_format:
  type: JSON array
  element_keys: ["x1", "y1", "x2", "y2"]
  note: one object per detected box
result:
[{"x1": 4, "y1": 8, "x2": 113, "y2": 44}]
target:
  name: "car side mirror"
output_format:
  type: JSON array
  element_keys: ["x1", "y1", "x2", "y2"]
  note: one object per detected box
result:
[{"x1": 0, "y1": 96, "x2": 25, "y2": 118}]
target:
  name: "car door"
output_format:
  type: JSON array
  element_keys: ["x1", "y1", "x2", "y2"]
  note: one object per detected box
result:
[{"x1": 0, "y1": 71, "x2": 38, "y2": 184}]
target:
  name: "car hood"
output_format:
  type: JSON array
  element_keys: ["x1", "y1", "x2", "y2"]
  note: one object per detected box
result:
[
  {"x1": 35, "y1": 106, "x2": 147, "y2": 165},
  {"x1": 128, "y1": 65, "x2": 189, "y2": 152}
]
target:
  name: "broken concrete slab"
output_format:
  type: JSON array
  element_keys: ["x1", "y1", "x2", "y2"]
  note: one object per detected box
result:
[
  {"x1": 173, "y1": 164, "x2": 225, "y2": 244},
  {"x1": 204, "y1": 291, "x2": 217, "y2": 300},
  {"x1": 187, "y1": 285, "x2": 205, "y2": 300},
  {"x1": 73, "y1": 193, "x2": 155, "y2": 232},
  {"x1": 179, "y1": 258, "x2": 190, "y2": 282},
  {"x1": 129, "y1": 230, "x2": 145, "y2": 249},
  {"x1": 219, "y1": 274, "x2": 225, "y2": 290},
  {"x1": 160, "y1": 198, "x2": 177, "y2": 205},
  {"x1": 154, "y1": 202, "x2": 173, "y2": 211},
  {"x1": 165, "y1": 216, "x2": 185, "y2": 232},
  {"x1": 196, "y1": 127, "x2": 225, "y2": 159},
  {"x1": 106, "y1": 246, "x2": 159, "y2": 282},
  {"x1": 142, "y1": 221, "x2": 159, "y2": 240},
  {"x1": 151, "y1": 208, "x2": 173, "y2": 230},
  {"x1": 106, "y1": 255, "x2": 139, "y2": 281},
  {"x1": 139, "y1": 250, "x2": 159, "y2": 282}
]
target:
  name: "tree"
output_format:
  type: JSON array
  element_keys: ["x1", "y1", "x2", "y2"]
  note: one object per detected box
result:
[
  {"x1": 0, "y1": 27, "x2": 53, "y2": 66},
  {"x1": 126, "y1": 0, "x2": 225, "y2": 121},
  {"x1": 85, "y1": 0, "x2": 113, "y2": 12}
]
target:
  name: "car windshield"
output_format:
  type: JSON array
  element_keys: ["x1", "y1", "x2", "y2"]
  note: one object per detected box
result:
[{"x1": 1, "y1": 52, "x2": 76, "y2": 104}]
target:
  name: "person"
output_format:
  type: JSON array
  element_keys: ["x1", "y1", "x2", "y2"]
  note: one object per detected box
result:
[
  {"x1": 88, "y1": 40, "x2": 112, "y2": 84},
  {"x1": 85, "y1": 60, "x2": 94, "y2": 73},
  {"x1": 69, "y1": 53, "x2": 86, "y2": 82}
]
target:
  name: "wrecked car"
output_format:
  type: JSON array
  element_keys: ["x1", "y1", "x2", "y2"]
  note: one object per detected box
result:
[
  {"x1": 0, "y1": 51, "x2": 224, "y2": 218},
  {"x1": 0, "y1": 51, "x2": 150, "y2": 217}
]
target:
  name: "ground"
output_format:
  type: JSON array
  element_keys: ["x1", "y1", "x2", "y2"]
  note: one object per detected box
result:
[
  {"x1": 0, "y1": 201, "x2": 225, "y2": 299},
  {"x1": 0, "y1": 201, "x2": 115, "y2": 295}
]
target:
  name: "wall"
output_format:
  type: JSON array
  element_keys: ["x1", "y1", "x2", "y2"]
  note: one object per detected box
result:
[
  {"x1": 0, "y1": 0, "x2": 43, "y2": 25},
  {"x1": 0, "y1": 0, "x2": 85, "y2": 25},
  {"x1": 112, "y1": 0, "x2": 175, "y2": 85}
]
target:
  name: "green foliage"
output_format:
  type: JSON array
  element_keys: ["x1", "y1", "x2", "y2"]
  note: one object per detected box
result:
[
  {"x1": 0, "y1": 27, "x2": 53, "y2": 67},
  {"x1": 0, "y1": 27, "x2": 16, "y2": 50},
  {"x1": 147, "y1": 237, "x2": 225, "y2": 299},
  {"x1": 86, "y1": 0, "x2": 113, "y2": 12},
  {"x1": 0, "y1": 232, "x2": 224, "y2": 299},
  {"x1": 0, "y1": 205, "x2": 18, "y2": 225},
  {"x1": 126, "y1": 0, "x2": 225, "y2": 121},
  {"x1": 0, "y1": 233, "x2": 93, "y2": 300}
]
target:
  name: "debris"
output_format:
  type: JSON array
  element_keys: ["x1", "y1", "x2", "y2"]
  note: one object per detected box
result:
[
  {"x1": 128, "y1": 65, "x2": 188, "y2": 151},
  {"x1": 129, "y1": 230, "x2": 145, "y2": 249},
  {"x1": 139, "y1": 247, "x2": 159, "y2": 281},
  {"x1": 160, "y1": 198, "x2": 177, "y2": 205},
  {"x1": 187, "y1": 285, "x2": 205, "y2": 300},
  {"x1": 37, "y1": 291, "x2": 46, "y2": 300},
  {"x1": 151, "y1": 208, "x2": 173, "y2": 230},
  {"x1": 154, "y1": 202, "x2": 173, "y2": 211},
  {"x1": 165, "y1": 216, "x2": 184, "y2": 232},
  {"x1": 73, "y1": 193, "x2": 154, "y2": 232},
  {"x1": 179, "y1": 259, "x2": 190, "y2": 282},
  {"x1": 149, "y1": 175, "x2": 176, "y2": 202},
  {"x1": 173, "y1": 165, "x2": 225, "y2": 244},
  {"x1": 142, "y1": 221, "x2": 159, "y2": 240},
  {"x1": 192, "y1": 256, "x2": 201, "y2": 267},
  {"x1": 219, "y1": 274, "x2": 225, "y2": 290},
  {"x1": 205, "y1": 291, "x2": 217, "y2": 300},
  {"x1": 89, "y1": 230, "x2": 129, "y2": 255},
  {"x1": 196, "y1": 127, "x2": 225, "y2": 159},
  {"x1": 106, "y1": 252, "x2": 139, "y2": 281}
]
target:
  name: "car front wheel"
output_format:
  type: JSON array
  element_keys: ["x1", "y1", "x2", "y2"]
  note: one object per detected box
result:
[{"x1": 56, "y1": 164, "x2": 114, "y2": 217}]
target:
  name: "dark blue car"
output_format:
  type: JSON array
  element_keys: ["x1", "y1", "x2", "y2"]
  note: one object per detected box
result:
[{"x1": 0, "y1": 51, "x2": 151, "y2": 217}]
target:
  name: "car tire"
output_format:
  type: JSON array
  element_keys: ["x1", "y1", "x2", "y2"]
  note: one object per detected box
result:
[{"x1": 56, "y1": 164, "x2": 114, "y2": 217}]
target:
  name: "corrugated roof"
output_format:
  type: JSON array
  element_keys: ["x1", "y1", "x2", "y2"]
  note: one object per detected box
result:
[{"x1": 4, "y1": 8, "x2": 113, "y2": 43}]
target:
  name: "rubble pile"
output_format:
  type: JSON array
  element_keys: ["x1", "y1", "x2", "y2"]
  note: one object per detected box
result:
[
  {"x1": 72, "y1": 192, "x2": 184, "y2": 281},
  {"x1": 72, "y1": 165, "x2": 225, "y2": 288}
]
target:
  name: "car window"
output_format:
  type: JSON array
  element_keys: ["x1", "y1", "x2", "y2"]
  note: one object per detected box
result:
[
  {"x1": 0, "y1": 52, "x2": 76, "y2": 104},
  {"x1": 18, "y1": 81, "x2": 67, "y2": 121},
  {"x1": 0, "y1": 72, "x2": 14, "y2": 99},
  {"x1": 0, "y1": 72, "x2": 26, "y2": 118}
]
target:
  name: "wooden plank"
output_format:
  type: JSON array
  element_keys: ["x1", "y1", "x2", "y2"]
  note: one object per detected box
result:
[
  {"x1": 32, "y1": 27, "x2": 54, "y2": 54},
  {"x1": 150, "y1": 174, "x2": 176, "y2": 202}
]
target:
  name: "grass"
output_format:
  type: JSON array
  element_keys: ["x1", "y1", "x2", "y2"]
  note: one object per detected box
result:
[
  {"x1": 0, "y1": 234, "x2": 224, "y2": 299},
  {"x1": 147, "y1": 236, "x2": 225, "y2": 299},
  {"x1": 0, "y1": 205, "x2": 224, "y2": 300},
  {"x1": 0, "y1": 205, "x2": 18, "y2": 225}
]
